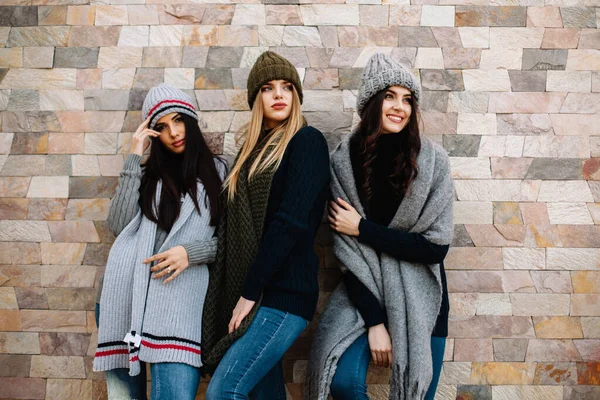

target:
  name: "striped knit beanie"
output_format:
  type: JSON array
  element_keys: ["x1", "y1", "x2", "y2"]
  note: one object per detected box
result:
[
  {"x1": 357, "y1": 53, "x2": 421, "y2": 116},
  {"x1": 246, "y1": 51, "x2": 303, "y2": 109},
  {"x1": 142, "y1": 83, "x2": 198, "y2": 130}
]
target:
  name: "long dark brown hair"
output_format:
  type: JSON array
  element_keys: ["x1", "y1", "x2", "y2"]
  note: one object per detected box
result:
[
  {"x1": 140, "y1": 114, "x2": 224, "y2": 230},
  {"x1": 356, "y1": 88, "x2": 421, "y2": 204}
]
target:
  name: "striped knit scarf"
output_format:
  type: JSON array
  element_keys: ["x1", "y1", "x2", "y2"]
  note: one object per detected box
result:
[
  {"x1": 93, "y1": 181, "x2": 215, "y2": 376},
  {"x1": 201, "y1": 143, "x2": 277, "y2": 373}
]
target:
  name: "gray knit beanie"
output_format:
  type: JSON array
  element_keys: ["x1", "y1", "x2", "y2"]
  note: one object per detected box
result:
[
  {"x1": 356, "y1": 53, "x2": 421, "y2": 116},
  {"x1": 142, "y1": 83, "x2": 198, "y2": 130}
]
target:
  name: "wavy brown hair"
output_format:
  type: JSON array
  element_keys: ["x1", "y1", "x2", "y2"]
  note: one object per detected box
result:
[{"x1": 355, "y1": 88, "x2": 421, "y2": 205}]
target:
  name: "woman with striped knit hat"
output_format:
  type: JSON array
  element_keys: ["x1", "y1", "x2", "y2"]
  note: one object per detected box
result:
[{"x1": 93, "y1": 83, "x2": 226, "y2": 399}]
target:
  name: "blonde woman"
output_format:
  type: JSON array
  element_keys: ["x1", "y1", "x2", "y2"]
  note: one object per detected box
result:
[{"x1": 202, "y1": 51, "x2": 330, "y2": 399}]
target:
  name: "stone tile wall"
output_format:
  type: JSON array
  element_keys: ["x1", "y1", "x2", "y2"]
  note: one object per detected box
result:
[{"x1": 0, "y1": 1, "x2": 599, "y2": 399}]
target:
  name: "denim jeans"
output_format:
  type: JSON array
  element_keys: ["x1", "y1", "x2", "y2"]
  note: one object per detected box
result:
[
  {"x1": 150, "y1": 363, "x2": 201, "y2": 400},
  {"x1": 206, "y1": 306, "x2": 308, "y2": 400},
  {"x1": 95, "y1": 304, "x2": 201, "y2": 400},
  {"x1": 330, "y1": 333, "x2": 446, "y2": 400}
]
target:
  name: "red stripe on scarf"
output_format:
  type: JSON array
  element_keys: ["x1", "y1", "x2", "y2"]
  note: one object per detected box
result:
[
  {"x1": 95, "y1": 349, "x2": 128, "y2": 357},
  {"x1": 147, "y1": 100, "x2": 195, "y2": 118},
  {"x1": 141, "y1": 340, "x2": 201, "y2": 354}
]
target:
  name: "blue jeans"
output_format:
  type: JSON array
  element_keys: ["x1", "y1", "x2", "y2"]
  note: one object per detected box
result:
[
  {"x1": 330, "y1": 333, "x2": 446, "y2": 400},
  {"x1": 150, "y1": 363, "x2": 201, "y2": 400},
  {"x1": 206, "y1": 306, "x2": 308, "y2": 400},
  {"x1": 95, "y1": 304, "x2": 201, "y2": 400}
]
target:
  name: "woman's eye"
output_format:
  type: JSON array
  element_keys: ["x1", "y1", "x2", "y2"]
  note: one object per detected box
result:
[
  {"x1": 385, "y1": 94, "x2": 394, "y2": 99},
  {"x1": 284, "y1": 85, "x2": 293, "y2": 91},
  {"x1": 175, "y1": 117, "x2": 183, "y2": 123},
  {"x1": 155, "y1": 126, "x2": 164, "y2": 132},
  {"x1": 403, "y1": 98, "x2": 411, "y2": 103},
  {"x1": 261, "y1": 86, "x2": 271, "y2": 92}
]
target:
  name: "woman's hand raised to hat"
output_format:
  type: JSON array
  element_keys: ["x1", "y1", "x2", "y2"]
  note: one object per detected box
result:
[{"x1": 130, "y1": 116, "x2": 161, "y2": 156}]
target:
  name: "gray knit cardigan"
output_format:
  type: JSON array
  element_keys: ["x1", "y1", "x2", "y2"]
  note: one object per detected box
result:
[{"x1": 93, "y1": 159, "x2": 225, "y2": 376}]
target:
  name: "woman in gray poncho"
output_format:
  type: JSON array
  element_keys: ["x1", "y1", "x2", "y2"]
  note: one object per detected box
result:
[{"x1": 306, "y1": 53, "x2": 454, "y2": 400}]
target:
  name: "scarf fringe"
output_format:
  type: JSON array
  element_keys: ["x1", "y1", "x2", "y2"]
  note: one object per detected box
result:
[
  {"x1": 304, "y1": 366, "x2": 333, "y2": 400},
  {"x1": 389, "y1": 363, "x2": 433, "y2": 400},
  {"x1": 390, "y1": 363, "x2": 405, "y2": 400}
]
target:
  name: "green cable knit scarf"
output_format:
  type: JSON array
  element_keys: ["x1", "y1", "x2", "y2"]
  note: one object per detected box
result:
[{"x1": 201, "y1": 142, "x2": 277, "y2": 373}]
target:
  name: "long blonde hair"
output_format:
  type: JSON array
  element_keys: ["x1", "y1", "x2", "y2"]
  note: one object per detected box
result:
[{"x1": 223, "y1": 87, "x2": 305, "y2": 202}]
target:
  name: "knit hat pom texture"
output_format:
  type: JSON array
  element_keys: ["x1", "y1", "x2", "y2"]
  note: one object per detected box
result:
[
  {"x1": 246, "y1": 51, "x2": 303, "y2": 109},
  {"x1": 142, "y1": 83, "x2": 199, "y2": 130},
  {"x1": 356, "y1": 53, "x2": 421, "y2": 116}
]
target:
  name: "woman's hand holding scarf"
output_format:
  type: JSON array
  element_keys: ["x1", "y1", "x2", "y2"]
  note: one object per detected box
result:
[{"x1": 328, "y1": 198, "x2": 361, "y2": 236}]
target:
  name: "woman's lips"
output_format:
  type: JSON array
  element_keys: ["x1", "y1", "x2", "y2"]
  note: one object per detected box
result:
[
  {"x1": 272, "y1": 103, "x2": 287, "y2": 110},
  {"x1": 172, "y1": 139, "x2": 185, "y2": 147},
  {"x1": 387, "y1": 114, "x2": 404, "y2": 123}
]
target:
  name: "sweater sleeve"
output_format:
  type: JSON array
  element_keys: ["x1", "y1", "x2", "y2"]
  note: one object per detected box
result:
[
  {"x1": 344, "y1": 271, "x2": 387, "y2": 328},
  {"x1": 357, "y1": 218, "x2": 449, "y2": 264},
  {"x1": 241, "y1": 127, "x2": 330, "y2": 301},
  {"x1": 107, "y1": 154, "x2": 143, "y2": 237},
  {"x1": 181, "y1": 237, "x2": 218, "y2": 266}
]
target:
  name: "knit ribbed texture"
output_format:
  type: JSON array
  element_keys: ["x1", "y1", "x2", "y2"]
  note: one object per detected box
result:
[
  {"x1": 96, "y1": 154, "x2": 144, "y2": 304},
  {"x1": 94, "y1": 158, "x2": 226, "y2": 375},
  {"x1": 96, "y1": 154, "x2": 218, "y2": 304},
  {"x1": 141, "y1": 83, "x2": 198, "y2": 130},
  {"x1": 246, "y1": 51, "x2": 303, "y2": 108},
  {"x1": 356, "y1": 53, "x2": 421, "y2": 116}
]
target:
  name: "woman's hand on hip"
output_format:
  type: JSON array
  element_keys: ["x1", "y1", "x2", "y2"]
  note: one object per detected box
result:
[
  {"x1": 130, "y1": 116, "x2": 160, "y2": 156},
  {"x1": 328, "y1": 197, "x2": 361, "y2": 236},
  {"x1": 228, "y1": 297, "x2": 256, "y2": 334},
  {"x1": 368, "y1": 323, "x2": 393, "y2": 368},
  {"x1": 145, "y1": 245, "x2": 189, "y2": 284}
]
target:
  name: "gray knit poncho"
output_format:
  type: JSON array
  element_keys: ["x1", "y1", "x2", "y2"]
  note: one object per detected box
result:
[{"x1": 306, "y1": 133, "x2": 454, "y2": 400}]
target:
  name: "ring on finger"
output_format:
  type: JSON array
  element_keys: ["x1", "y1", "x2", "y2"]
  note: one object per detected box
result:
[{"x1": 167, "y1": 267, "x2": 172, "y2": 274}]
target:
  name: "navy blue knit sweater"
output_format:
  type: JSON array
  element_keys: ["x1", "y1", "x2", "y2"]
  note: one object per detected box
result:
[{"x1": 241, "y1": 126, "x2": 330, "y2": 321}]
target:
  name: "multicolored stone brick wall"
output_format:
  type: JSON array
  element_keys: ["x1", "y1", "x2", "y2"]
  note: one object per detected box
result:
[{"x1": 0, "y1": 1, "x2": 599, "y2": 399}]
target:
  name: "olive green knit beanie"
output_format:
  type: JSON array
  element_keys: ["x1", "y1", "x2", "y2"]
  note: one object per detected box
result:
[{"x1": 246, "y1": 51, "x2": 303, "y2": 109}]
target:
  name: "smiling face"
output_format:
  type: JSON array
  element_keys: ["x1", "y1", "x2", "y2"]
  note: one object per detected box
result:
[
  {"x1": 154, "y1": 112, "x2": 186, "y2": 154},
  {"x1": 260, "y1": 79, "x2": 294, "y2": 130},
  {"x1": 380, "y1": 85, "x2": 413, "y2": 135}
]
